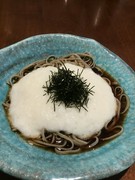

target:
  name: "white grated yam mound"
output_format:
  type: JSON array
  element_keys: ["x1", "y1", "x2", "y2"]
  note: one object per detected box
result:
[{"x1": 9, "y1": 63, "x2": 117, "y2": 139}]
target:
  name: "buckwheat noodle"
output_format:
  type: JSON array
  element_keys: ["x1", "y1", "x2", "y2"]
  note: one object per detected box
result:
[{"x1": 3, "y1": 53, "x2": 129, "y2": 154}]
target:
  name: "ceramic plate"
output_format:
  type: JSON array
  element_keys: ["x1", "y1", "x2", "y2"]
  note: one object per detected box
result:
[{"x1": 0, "y1": 34, "x2": 135, "y2": 180}]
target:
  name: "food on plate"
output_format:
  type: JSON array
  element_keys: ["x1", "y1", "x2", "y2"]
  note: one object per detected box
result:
[{"x1": 3, "y1": 53, "x2": 129, "y2": 154}]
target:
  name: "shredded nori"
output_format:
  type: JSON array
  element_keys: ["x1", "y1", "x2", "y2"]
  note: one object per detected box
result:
[{"x1": 43, "y1": 64, "x2": 94, "y2": 111}]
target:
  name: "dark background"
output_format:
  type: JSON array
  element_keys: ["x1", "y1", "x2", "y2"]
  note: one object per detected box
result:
[{"x1": 0, "y1": 0, "x2": 135, "y2": 179}]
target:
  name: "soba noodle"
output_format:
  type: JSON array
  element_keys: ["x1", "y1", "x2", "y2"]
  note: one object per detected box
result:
[{"x1": 3, "y1": 53, "x2": 129, "y2": 154}]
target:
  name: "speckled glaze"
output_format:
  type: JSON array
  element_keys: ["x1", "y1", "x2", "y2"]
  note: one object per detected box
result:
[{"x1": 0, "y1": 34, "x2": 135, "y2": 180}]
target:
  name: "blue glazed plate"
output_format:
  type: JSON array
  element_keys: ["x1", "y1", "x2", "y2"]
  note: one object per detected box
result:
[{"x1": 0, "y1": 34, "x2": 135, "y2": 180}]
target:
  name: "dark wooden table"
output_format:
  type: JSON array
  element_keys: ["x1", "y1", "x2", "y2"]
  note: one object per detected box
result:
[{"x1": 0, "y1": 0, "x2": 135, "y2": 179}]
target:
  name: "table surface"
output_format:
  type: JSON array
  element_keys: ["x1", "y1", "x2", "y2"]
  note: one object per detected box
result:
[{"x1": 0, "y1": 0, "x2": 135, "y2": 179}]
